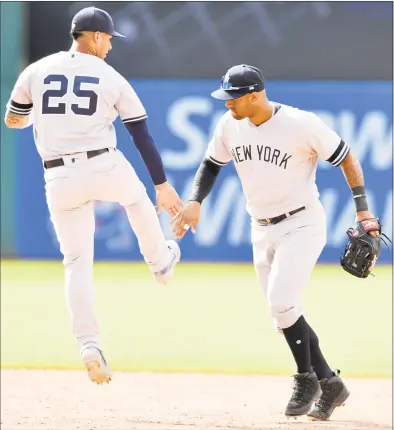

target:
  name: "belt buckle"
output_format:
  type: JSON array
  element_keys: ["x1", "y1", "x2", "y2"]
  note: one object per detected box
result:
[{"x1": 259, "y1": 218, "x2": 271, "y2": 225}]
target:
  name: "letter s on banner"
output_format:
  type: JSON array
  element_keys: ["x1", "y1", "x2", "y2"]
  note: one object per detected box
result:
[{"x1": 164, "y1": 96, "x2": 212, "y2": 170}]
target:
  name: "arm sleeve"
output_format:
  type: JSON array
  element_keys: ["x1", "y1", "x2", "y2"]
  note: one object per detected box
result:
[
  {"x1": 205, "y1": 114, "x2": 232, "y2": 166},
  {"x1": 115, "y1": 77, "x2": 147, "y2": 125},
  {"x1": 7, "y1": 66, "x2": 33, "y2": 115},
  {"x1": 124, "y1": 119, "x2": 167, "y2": 186},
  {"x1": 308, "y1": 112, "x2": 350, "y2": 166},
  {"x1": 189, "y1": 157, "x2": 223, "y2": 204}
]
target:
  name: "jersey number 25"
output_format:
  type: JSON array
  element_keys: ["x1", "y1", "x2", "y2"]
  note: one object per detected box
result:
[{"x1": 42, "y1": 74, "x2": 99, "y2": 116}]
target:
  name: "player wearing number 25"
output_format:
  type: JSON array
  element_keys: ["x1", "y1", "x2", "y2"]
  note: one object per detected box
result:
[{"x1": 5, "y1": 7, "x2": 182, "y2": 385}]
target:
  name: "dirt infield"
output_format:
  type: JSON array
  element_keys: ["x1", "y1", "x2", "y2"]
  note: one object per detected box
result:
[{"x1": 1, "y1": 370, "x2": 392, "y2": 430}]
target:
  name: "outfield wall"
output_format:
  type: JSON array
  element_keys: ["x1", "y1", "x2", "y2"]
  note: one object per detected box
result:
[
  {"x1": 13, "y1": 81, "x2": 393, "y2": 263},
  {"x1": 0, "y1": 2, "x2": 24, "y2": 256}
]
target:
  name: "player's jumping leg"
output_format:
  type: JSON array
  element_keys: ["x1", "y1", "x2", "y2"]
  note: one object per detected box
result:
[
  {"x1": 103, "y1": 150, "x2": 181, "y2": 283},
  {"x1": 46, "y1": 184, "x2": 111, "y2": 385},
  {"x1": 123, "y1": 193, "x2": 180, "y2": 284},
  {"x1": 125, "y1": 192, "x2": 181, "y2": 283}
]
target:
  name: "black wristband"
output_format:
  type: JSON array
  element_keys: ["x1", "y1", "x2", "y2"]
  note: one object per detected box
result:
[{"x1": 352, "y1": 186, "x2": 369, "y2": 212}]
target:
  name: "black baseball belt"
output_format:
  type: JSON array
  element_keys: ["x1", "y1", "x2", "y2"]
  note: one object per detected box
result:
[
  {"x1": 44, "y1": 148, "x2": 110, "y2": 169},
  {"x1": 257, "y1": 206, "x2": 306, "y2": 226}
]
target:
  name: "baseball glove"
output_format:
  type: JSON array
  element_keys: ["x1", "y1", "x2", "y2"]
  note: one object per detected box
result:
[{"x1": 340, "y1": 218, "x2": 391, "y2": 278}]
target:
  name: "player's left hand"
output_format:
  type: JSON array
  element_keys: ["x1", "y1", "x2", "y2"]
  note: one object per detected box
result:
[
  {"x1": 171, "y1": 200, "x2": 201, "y2": 239},
  {"x1": 356, "y1": 211, "x2": 380, "y2": 237},
  {"x1": 155, "y1": 182, "x2": 184, "y2": 217}
]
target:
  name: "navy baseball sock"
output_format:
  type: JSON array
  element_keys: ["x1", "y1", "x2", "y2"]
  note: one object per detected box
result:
[
  {"x1": 282, "y1": 316, "x2": 313, "y2": 374},
  {"x1": 307, "y1": 323, "x2": 335, "y2": 380}
]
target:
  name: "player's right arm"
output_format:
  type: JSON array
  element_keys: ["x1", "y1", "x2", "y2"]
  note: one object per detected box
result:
[
  {"x1": 171, "y1": 114, "x2": 232, "y2": 238},
  {"x1": 308, "y1": 112, "x2": 379, "y2": 237},
  {"x1": 4, "y1": 94, "x2": 33, "y2": 129},
  {"x1": 4, "y1": 66, "x2": 33, "y2": 129},
  {"x1": 114, "y1": 76, "x2": 183, "y2": 217}
]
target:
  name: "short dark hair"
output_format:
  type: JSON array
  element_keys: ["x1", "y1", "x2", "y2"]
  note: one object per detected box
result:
[{"x1": 70, "y1": 31, "x2": 83, "y2": 40}]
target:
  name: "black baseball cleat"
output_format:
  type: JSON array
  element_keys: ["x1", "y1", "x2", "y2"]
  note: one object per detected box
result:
[
  {"x1": 285, "y1": 372, "x2": 322, "y2": 417},
  {"x1": 307, "y1": 370, "x2": 350, "y2": 421}
]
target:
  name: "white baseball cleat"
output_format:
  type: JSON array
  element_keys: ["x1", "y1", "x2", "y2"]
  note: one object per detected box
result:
[
  {"x1": 154, "y1": 240, "x2": 181, "y2": 284},
  {"x1": 81, "y1": 347, "x2": 112, "y2": 384}
]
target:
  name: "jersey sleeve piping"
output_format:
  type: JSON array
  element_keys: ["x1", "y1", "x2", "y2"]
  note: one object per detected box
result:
[
  {"x1": 8, "y1": 100, "x2": 33, "y2": 116},
  {"x1": 122, "y1": 114, "x2": 148, "y2": 124},
  {"x1": 326, "y1": 139, "x2": 350, "y2": 166},
  {"x1": 208, "y1": 155, "x2": 229, "y2": 166}
]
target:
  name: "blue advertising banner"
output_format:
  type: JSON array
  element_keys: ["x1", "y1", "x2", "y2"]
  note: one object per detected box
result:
[{"x1": 15, "y1": 81, "x2": 392, "y2": 263}]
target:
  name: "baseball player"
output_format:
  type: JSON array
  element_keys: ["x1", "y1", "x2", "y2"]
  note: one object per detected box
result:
[
  {"x1": 5, "y1": 7, "x2": 182, "y2": 384},
  {"x1": 172, "y1": 64, "x2": 383, "y2": 420}
]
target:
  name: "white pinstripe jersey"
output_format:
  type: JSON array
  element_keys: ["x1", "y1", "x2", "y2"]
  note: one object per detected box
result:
[
  {"x1": 7, "y1": 50, "x2": 147, "y2": 160},
  {"x1": 206, "y1": 103, "x2": 350, "y2": 219}
]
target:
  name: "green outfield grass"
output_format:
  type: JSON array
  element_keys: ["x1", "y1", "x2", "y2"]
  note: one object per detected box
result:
[{"x1": 1, "y1": 260, "x2": 392, "y2": 378}]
